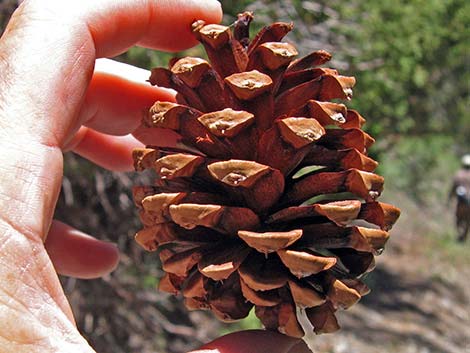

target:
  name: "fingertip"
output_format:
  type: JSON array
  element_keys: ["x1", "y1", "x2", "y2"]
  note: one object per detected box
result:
[
  {"x1": 138, "y1": 0, "x2": 223, "y2": 52},
  {"x1": 45, "y1": 220, "x2": 120, "y2": 279}
]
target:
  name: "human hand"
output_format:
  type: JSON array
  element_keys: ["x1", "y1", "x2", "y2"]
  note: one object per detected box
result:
[{"x1": 0, "y1": 1, "x2": 311, "y2": 352}]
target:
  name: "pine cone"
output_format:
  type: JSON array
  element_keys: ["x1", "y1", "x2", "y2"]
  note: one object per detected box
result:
[{"x1": 132, "y1": 12, "x2": 400, "y2": 337}]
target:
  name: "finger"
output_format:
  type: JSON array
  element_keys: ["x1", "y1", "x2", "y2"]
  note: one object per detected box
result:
[
  {"x1": 45, "y1": 220, "x2": 120, "y2": 279},
  {"x1": 189, "y1": 330, "x2": 312, "y2": 353},
  {"x1": 80, "y1": 59, "x2": 175, "y2": 136},
  {"x1": 66, "y1": 127, "x2": 143, "y2": 172},
  {"x1": 83, "y1": 0, "x2": 223, "y2": 56}
]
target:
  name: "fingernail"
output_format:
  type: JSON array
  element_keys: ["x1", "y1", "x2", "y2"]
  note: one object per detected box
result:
[{"x1": 195, "y1": 0, "x2": 222, "y2": 14}]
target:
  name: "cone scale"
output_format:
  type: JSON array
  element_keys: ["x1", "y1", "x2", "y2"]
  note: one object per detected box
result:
[{"x1": 132, "y1": 12, "x2": 400, "y2": 337}]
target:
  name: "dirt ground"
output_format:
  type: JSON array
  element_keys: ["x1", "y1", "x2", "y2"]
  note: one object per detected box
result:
[{"x1": 306, "y1": 194, "x2": 470, "y2": 353}]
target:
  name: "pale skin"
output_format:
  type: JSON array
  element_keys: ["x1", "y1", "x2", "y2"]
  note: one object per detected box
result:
[{"x1": 0, "y1": 1, "x2": 311, "y2": 352}]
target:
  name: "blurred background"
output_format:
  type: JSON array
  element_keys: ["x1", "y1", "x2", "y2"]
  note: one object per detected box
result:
[{"x1": 1, "y1": 0, "x2": 469, "y2": 352}]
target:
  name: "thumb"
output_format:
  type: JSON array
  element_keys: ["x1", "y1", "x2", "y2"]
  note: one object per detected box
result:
[{"x1": 189, "y1": 330, "x2": 312, "y2": 353}]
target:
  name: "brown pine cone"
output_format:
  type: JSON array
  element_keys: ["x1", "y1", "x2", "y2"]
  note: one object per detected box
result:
[{"x1": 132, "y1": 12, "x2": 400, "y2": 337}]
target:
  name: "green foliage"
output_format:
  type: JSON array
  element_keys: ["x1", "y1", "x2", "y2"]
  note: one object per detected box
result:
[{"x1": 336, "y1": 0, "x2": 469, "y2": 147}]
